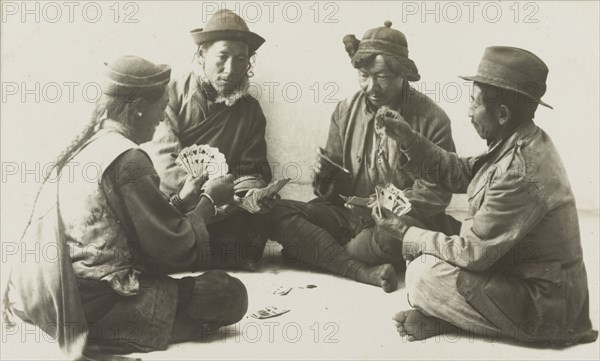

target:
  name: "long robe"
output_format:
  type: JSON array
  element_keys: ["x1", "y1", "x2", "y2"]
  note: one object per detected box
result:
[
  {"x1": 401, "y1": 120, "x2": 597, "y2": 344},
  {"x1": 143, "y1": 72, "x2": 272, "y2": 195}
]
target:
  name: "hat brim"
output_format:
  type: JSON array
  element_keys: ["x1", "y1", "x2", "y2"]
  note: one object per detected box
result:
[
  {"x1": 353, "y1": 49, "x2": 420, "y2": 81},
  {"x1": 191, "y1": 29, "x2": 265, "y2": 54},
  {"x1": 460, "y1": 75, "x2": 553, "y2": 109}
]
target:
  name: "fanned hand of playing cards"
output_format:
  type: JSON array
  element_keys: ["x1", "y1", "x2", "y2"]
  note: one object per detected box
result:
[
  {"x1": 175, "y1": 144, "x2": 228, "y2": 179},
  {"x1": 375, "y1": 183, "x2": 412, "y2": 216},
  {"x1": 235, "y1": 178, "x2": 291, "y2": 213}
]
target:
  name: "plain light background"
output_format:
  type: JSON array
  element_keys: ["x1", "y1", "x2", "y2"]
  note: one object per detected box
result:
[
  {"x1": 0, "y1": 1, "x2": 598, "y2": 359},
  {"x1": 1, "y1": 1, "x2": 598, "y2": 250}
]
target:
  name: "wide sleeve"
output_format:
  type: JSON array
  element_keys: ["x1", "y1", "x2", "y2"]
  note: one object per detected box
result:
[
  {"x1": 402, "y1": 168, "x2": 547, "y2": 271},
  {"x1": 105, "y1": 149, "x2": 210, "y2": 271},
  {"x1": 230, "y1": 102, "x2": 272, "y2": 183},
  {"x1": 402, "y1": 107, "x2": 456, "y2": 218}
]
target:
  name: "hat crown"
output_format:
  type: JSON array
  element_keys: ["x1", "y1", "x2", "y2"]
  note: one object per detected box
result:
[
  {"x1": 106, "y1": 55, "x2": 168, "y2": 78},
  {"x1": 481, "y1": 46, "x2": 548, "y2": 81},
  {"x1": 190, "y1": 9, "x2": 265, "y2": 53},
  {"x1": 460, "y1": 46, "x2": 552, "y2": 108},
  {"x1": 361, "y1": 21, "x2": 408, "y2": 49},
  {"x1": 204, "y1": 9, "x2": 250, "y2": 32},
  {"x1": 103, "y1": 55, "x2": 171, "y2": 96}
]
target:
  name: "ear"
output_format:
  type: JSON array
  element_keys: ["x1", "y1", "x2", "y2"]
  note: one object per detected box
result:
[
  {"x1": 498, "y1": 104, "x2": 511, "y2": 126},
  {"x1": 130, "y1": 98, "x2": 146, "y2": 121}
]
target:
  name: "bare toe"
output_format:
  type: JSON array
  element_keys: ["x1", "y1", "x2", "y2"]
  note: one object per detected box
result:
[
  {"x1": 379, "y1": 264, "x2": 398, "y2": 293},
  {"x1": 400, "y1": 309, "x2": 456, "y2": 341}
]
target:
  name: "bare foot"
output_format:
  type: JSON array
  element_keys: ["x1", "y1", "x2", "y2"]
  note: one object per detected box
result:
[
  {"x1": 393, "y1": 309, "x2": 457, "y2": 341},
  {"x1": 357, "y1": 264, "x2": 398, "y2": 293}
]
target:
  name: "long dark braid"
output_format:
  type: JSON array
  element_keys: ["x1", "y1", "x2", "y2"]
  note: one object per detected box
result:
[
  {"x1": 3, "y1": 102, "x2": 107, "y2": 326},
  {"x1": 19, "y1": 102, "x2": 106, "y2": 240}
]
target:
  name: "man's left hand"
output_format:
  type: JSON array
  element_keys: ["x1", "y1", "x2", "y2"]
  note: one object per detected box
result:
[
  {"x1": 344, "y1": 194, "x2": 377, "y2": 226},
  {"x1": 372, "y1": 206, "x2": 421, "y2": 241}
]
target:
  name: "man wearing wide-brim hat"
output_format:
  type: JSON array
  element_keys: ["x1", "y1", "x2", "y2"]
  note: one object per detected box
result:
[
  {"x1": 373, "y1": 46, "x2": 598, "y2": 345},
  {"x1": 268, "y1": 21, "x2": 459, "y2": 292},
  {"x1": 144, "y1": 9, "x2": 273, "y2": 270}
]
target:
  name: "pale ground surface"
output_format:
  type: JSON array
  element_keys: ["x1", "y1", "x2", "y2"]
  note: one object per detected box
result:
[{"x1": 1, "y1": 187, "x2": 598, "y2": 360}]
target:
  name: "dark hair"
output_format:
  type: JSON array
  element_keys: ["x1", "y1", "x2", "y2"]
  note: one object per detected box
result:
[
  {"x1": 476, "y1": 82, "x2": 539, "y2": 121},
  {"x1": 195, "y1": 41, "x2": 256, "y2": 77},
  {"x1": 351, "y1": 52, "x2": 406, "y2": 78}
]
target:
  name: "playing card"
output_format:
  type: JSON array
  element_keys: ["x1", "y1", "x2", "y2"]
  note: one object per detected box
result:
[
  {"x1": 180, "y1": 148, "x2": 196, "y2": 177},
  {"x1": 374, "y1": 109, "x2": 387, "y2": 136},
  {"x1": 175, "y1": 145, "x2": 228, "y2": 179},
  {"x1": 236, "y1": 178, "x2": 291, "y2": 213},
  {"x1": 375, "y1": 183, "x2": 412, "y2": 216},
  {"x1": 250, "y1": 306, "x2": 290, "y2": 319},
  {"x1": 315, "y1": 147, "x2": 351, "y2": 174},
  {"x1": 174, "y1": 154, "x2": 191, "y2": 175},
  {"x1": 340, "y1": 195, "x2": 373, "y2": 207},
  {"x1": 272, "y1": 286, "x2": 292, "y2": 296}
]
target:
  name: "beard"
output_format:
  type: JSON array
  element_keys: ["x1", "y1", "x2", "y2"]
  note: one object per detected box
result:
[{"x1": 192, "y1": 61, "x2": 251, "y2": 107}]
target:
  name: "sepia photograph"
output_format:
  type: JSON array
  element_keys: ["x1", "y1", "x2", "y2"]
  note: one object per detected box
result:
[{"x1": 1, "y1": 1, "x2": 599, "y2": 360}]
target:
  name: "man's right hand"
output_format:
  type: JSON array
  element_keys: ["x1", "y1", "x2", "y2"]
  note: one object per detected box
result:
[
  {"x1": 376, "y1": 106, "x2": 416, "y2": 146},
  {"x1": 312, "y1": 159, "x2": 349, "y2": 199},
  {"x1": 204, "y1": 174, "x2": 235, "y2": 206}
]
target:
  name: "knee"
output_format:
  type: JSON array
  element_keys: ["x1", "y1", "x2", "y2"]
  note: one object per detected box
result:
[
  {"x1": 222, "y1": 274, "x2": 248, "y2": 324},
  {"x1": 373, "y1": 228, "x2": 403, "y2": 259},
  {"x1": 191, "y1": 271, "x2": 248, "y2": 325},
  {"x1": 405, "y1": 255, "x2": 445, "y2": 306}
]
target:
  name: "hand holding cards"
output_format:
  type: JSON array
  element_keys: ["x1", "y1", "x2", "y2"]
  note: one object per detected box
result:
[
  {"x1": 174, "y1": 144, "x2": 228, "y2": 179},
  {"x1": 374, "y1": 106, "x2": 415, "y2": 145},
  {"x1": 375, "y1": 183, "x2": 412, "y2": 217},
  {"x1": 234, "y1": 178, "x2": 291, "y2": 213},
  {"x1": 313, "y1": 147, "x2": 351, "y2": 200}
]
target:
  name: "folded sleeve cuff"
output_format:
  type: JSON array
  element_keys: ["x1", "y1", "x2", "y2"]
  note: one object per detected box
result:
[{"x1": 402, "y1": 226, "x2": 428, "y2": 261}]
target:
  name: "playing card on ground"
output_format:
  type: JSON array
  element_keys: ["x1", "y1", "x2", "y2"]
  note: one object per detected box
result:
[
  {"x1": 272, "y1": 286, "x2": 292, "y2": 296},
  {"x1": 250, "y1": 306, "x2": 290, "y2": 319}
]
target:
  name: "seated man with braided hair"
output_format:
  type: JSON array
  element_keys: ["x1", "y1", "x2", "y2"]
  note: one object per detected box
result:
[
  {"x1": 4, "y1": 55, "x2": 248, "y2": 357},
  {"x1": 268, "y1": 21, "x2": 459, "y2": 292},
  {"x1": 144, "y1": 9, "x2": 273, "y2": 270}
]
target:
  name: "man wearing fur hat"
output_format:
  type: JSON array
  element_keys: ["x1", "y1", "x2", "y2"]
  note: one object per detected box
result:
[
  {"x1": 268, "y1": 21, "x2": 459, "y2": 292},
  {"x1": 377, "y1": 46, "x2": 598, "y2": 345},
  {"x1": 145, "y1": 9, "x2": 272, "y2": 270}
]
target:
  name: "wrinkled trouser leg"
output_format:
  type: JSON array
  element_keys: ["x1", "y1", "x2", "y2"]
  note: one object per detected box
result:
[
  {"x1": 201, "y1": 212, "x2": 270, "y2": 270},
  {"x1": 268, "y1": 198, "x2": 367, "y2": 279},
  {"x1": 405, "y1": 255, "x2": 500, "y2": 339},
  {"x1": 170, "y1": 270, "x2": 248, "y2": 343},
  {"x1": 82, "y1": 271, "x2": 247, "y2": 353}
]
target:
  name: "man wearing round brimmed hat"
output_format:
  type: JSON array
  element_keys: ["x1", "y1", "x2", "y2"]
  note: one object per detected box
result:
[
  {"x1": 144, "y1": 9, "x2": 273, "y2": 270},
  {"x1": 372, "y1": 46, "x2": 597, "y2": 345},
  {"x1": 268, "y1": 21, "x2": 459, "y2": 292}
]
